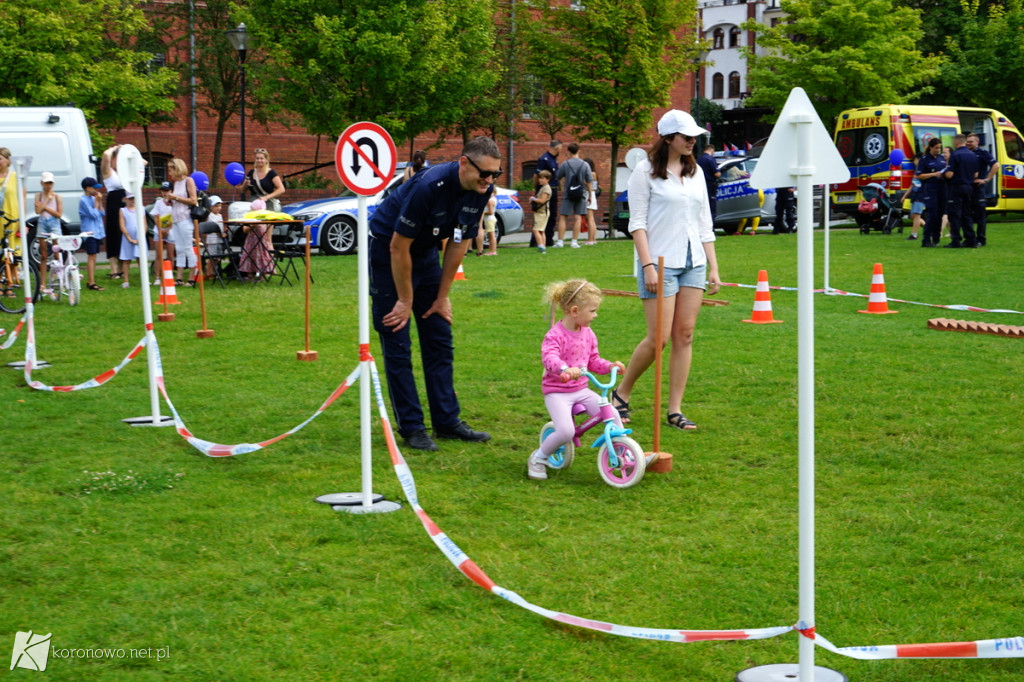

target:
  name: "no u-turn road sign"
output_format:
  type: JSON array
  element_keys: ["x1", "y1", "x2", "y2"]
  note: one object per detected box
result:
[{"x1": 335, "y1": 122, "x2": 397, "y2": 196}]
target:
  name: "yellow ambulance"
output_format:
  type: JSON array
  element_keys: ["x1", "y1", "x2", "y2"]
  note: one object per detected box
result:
[{"x1": 831, "y1": 105, "x2": 1024, "y2": 214}]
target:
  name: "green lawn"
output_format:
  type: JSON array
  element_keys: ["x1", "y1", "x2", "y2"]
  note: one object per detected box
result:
[{"x1": 2, "y1": 223, "x2": 1023, "y2": 680}]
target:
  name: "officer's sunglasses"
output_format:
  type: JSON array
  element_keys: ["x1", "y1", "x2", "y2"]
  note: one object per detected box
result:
[{"x1": 466, "y1": 156, "x2": 503, "y2": 180}]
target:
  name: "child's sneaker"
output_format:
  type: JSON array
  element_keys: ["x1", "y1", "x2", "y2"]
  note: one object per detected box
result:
[
  {"x1": 42, "y1": 288, "x2": 57, "y2": 301},
  {"x1": 552, "y1": 240, "x2": 564, "y2": 248},
  {"x1": 537, "y1": 246, "x2": 546, "y2": 254},
  {"x1": 122, "y1": 281, "x2": 130, "y2": 289},
  {"x1": 527, "y1": 449, "x2": 549, "y2": 480},
  {"x1": 570, "y1": 240, "x2": 580, "y2": 248}
]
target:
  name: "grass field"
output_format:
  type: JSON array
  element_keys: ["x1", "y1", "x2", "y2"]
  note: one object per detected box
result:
[{"x1": 2, "y1": 222, "x2": 1023, "y2": 681}]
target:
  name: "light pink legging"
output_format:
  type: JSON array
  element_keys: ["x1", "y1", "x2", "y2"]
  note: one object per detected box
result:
[{"x1": 541, "y1": 388, "x2": 623, "y2": 456}]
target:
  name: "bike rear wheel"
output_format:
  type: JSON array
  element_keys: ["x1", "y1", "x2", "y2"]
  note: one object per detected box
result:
[
  {"x1": 597, "y1": 436, "x2": 646, "y2": 488},
  {"x1": 540, "y1": 421, "x2": 574, "y2": 471},
  {"x1": 0, "y1": 258, "x2": 39, "y2": 314}
]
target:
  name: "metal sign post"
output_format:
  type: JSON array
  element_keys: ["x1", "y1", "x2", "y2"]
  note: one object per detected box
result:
[
  {"x1": 315, "y1": 122, "x2": 400, "y2": 515},
  {"x1": 744, "y1": 88, "x2": 851, "y2": 682},
  {"x1": 118, "y1": 144, "x2": 172, "y2": 427}
]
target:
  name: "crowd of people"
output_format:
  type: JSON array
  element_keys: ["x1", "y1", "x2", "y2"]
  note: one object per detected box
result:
[{"x1": 0, "y1": 144, "x2": 290, "y2": 298}]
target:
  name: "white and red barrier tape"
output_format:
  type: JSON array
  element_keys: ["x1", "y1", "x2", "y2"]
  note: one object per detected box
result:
[
  {"x1": 1, "y1": 314, "x2": 25, "y2": 350},
  {"x1": 150, "y1": 337, "x2": 361, "y2": 457},
  {"x1": 719, "y1": 281, "x2": 1023, "y2": 315}
]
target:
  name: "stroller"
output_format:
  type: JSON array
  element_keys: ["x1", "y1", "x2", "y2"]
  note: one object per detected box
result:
[{"x1": 855, "y1": 182, "x2": 902, "y2": 234}]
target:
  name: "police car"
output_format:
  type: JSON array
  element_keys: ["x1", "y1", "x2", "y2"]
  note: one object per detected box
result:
[
  {"x1": 610, "y1": 155, "x2": 776, "y2": 236},
  {"x1": 271, "y1": 171, "x2": 523, "y2": 255}
]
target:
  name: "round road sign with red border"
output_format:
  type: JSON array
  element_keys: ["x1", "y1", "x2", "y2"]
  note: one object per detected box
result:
[{"x1": 335, "y1": 122, "x2": 397, "y2": 196}]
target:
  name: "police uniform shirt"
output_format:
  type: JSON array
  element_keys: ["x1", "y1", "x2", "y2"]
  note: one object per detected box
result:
[
  {"x1": 916, "y1": 154, "x2": 946, "y2": 199},
  {"x1": 697, "y1": 153, "x2": 719, "y2": 196},
  {"x1": 972, "y1": 147, "x2": 996, "y2": 180},
  {"x1": 369, "y1": 161, "x2": 493, "y2": 255},
  {"x1": 946, "y1": 146, "x2": 979, "y2": 186},
  {"x1": 536, "y1": 151, "x2": 559, "y2": 178}
]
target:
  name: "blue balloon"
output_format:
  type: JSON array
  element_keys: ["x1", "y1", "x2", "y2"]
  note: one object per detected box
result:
[
  {"x1": 889, "y1": 149, "x2": 905, "y2": 167},
  {"x1": 191, "y1": 171, "x2": 209, "y2": 191},
  {"x1": 224, "y1": 162, "x2": 246, "y2": 185}
]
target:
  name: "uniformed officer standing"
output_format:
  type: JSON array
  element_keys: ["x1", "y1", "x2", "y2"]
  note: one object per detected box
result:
[
  {"x1": 943, "y1": 134, "x2": 979, "y2": 248},
  {"x1": 534, "y1": 141, "x2": 561, "y2": 247},
  {"x1": 916, "y1": 138, "x2": 946, "y2": 247},
  {"x1": 696, "y1": 144, "x2": 721, "y2": 220},
  {"x1": 369, "y1": 136, "x2": 500, "y2": 451},
  {"x1": 966, "y1": 132, "x2": 997, "y2": 246}
]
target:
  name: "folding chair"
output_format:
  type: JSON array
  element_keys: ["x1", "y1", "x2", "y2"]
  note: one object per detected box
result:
[
  {"x1": 199, "y1": 222, "x2": 241, "y2": 287},
  {"x1": 271, "y1": 244, "x2": 302, "y2": 286}
]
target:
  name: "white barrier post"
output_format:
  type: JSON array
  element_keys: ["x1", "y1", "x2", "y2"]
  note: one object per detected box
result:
[
  {"x1": 316, "y1": 122, "x2": 400, "y2": 514},
  {"x1": 741, "y1": 88, "x2": 851, "y2": 682},
  {"x1": 117, "y1": 144, "x2": 172, "y2": 427}
]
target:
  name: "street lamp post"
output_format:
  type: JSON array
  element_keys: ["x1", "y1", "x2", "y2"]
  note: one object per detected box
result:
[{"x1": 225, "y1": 22, "x2": 250, "y2": 167}]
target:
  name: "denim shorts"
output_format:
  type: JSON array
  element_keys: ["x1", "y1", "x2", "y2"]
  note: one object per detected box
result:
[
  {"x1": 636, "y1": 258, "x2": 706, "y2": 299},
  {"x1": 911, "y1": 201, "x2": 925, "y2": 215},
  {"x1": 37, "y1": 215, "x2": 62, "y2": 236}
]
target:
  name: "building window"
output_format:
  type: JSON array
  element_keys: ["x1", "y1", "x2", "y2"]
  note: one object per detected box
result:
[
  {"x1": 729, "y1": 27, "x2": 741, "y2": 48},
  {"x1": 713, "y1": 28, "x2": 724, "y2": 50},
  {"x1": 712, "y1": 73, "x2": 724, "y2": 99},
  {"x1": 521, "y1": 74, "x2": 545, "y2": 119},
  {"x1": 144, "y1": 153, "x2": 170, "y2": 186},
  {"x1": 728, "y1": 72, "x2": 741, "y2": 98}
]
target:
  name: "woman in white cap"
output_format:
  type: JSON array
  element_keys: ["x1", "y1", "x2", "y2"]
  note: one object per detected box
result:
[{"x1": 612, "y1": 109, "x2": 721, "y2": 432}]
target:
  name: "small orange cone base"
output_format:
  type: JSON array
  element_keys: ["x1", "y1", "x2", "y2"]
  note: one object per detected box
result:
[
  {"x1": 646, "y1": 452, "x2": 673, "y2": 474},
  {"x1": 742, "y1": 269, "x2": 783, "y2": 323},
  {"x1": 296, "y1": 350, "x2": 319, "y2": 362},
  {"x1": 196, "y1": 329, "x2": 215, "y2": 338},
  {"x1": 454, "y1": 263, "x2": 467, "y2": 281},
  {"x1": 858, "y1": 263, "x2": 899, "y2": 314},
  {"x1": 157, "y1": 312, "x2": 175, "y2": 322}
]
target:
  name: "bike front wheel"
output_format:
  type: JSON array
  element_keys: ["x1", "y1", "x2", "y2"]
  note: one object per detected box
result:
[
  {"x1": 0, "y1": 258, "x2": 39, "y2": 314},
  {"x1": 67, "y1": 265, "x2": 81, "y2": 306},
  {"x1": 539, "y1": 421, "x2": 574, "y2": 471},
  {"x1": 597, "y1": 436, "x2": 646, "y2": 488}
]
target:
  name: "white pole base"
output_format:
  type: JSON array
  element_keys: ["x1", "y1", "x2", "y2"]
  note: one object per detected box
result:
[
  {"x1": 121, "y1": 415, "x2": 175, "y2": 427},
  {"x1": 8, "y1": 360, "x2": 50, "y2": 369},
  {"x1": 315, "y1": 492, "x2": 401, "y2": 514},
  {"x1": 736, "y1": 664, "x2": 847, "y2": 681}
]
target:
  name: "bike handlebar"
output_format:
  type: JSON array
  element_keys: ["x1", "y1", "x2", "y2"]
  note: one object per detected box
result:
[{"x1": 559, "y1": 366, "x2": 619, "y2": 389}]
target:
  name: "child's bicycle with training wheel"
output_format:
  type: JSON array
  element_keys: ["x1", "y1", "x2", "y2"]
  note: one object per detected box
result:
[
  {"x1": 539, "y1": 367, "x2": 649, "y2": 488},
  {"x1": 40, "y1": 232, "x2": 88, "y2": 306},
  {"x1": 0, "y1": 211, "x2": 40, "y2": 314}
]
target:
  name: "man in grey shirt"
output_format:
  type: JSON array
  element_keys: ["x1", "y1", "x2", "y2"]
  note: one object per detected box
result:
[{"x1": 553, "y1": 142, "x2": 592, "y2": 248}]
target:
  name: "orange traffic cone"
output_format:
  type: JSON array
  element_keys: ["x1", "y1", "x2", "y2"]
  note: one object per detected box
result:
[
  {"x1": 454, "y1": 261, "x2": 467, "y2": 281},
  {"x1": 742, "y1": 270, "x2": 783, "y2": 324},
  {"x1": 156, "y1": 260, "x2": 180, "y2": 305},
  {"x1": 858, "y1": 263, "x2": 898, "y2": 314}
]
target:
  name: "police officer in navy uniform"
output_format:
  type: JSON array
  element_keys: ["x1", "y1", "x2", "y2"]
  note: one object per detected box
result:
[
  {"x1": 369, "y1": 136, "x2": 500, "y2": 451},
  {"x1": 943, "y1": 133, "x2": 979, "y2": 248},
  {"x1": 696, "y1": 144, "x2": 721, "y2": 219},
  {"x1": 966, "y1": 132, "x2": 997, "y2": 246},
  {"x1": 916, "y1": 138, "x2": 946, "y2": 247},
  {"x1": 533, "y1": 140, "x2": 561, "y2": 247}
]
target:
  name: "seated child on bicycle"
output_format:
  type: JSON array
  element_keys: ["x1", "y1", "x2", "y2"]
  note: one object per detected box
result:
[{"x1": 528, "y1": 279, "x2": 625, "y2": 480}]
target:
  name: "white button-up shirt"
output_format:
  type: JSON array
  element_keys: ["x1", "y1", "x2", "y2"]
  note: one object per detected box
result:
[{"x1": 627, "y1": 158, "x2": 714, "y2": 273}]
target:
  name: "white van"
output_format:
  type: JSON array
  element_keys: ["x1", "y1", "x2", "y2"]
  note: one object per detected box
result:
[{"x1": 0, "y1": 107, "x2": 98, "y2": 232}]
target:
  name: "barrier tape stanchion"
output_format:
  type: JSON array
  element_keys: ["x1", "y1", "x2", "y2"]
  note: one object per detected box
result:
[{"x1": 1, "y1": 314, "x2": 25, "y2": 351}]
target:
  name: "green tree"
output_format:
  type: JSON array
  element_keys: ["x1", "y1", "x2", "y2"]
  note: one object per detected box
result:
[
  {"x1": 0, "y1": 0, "x2": 177, "y2": 146},
  {"x1": 519, "y1": 0, "x2": 701, "y2": 206},
  {"x1": 742, "y1": 0, "x2": 941, "y2": 126},
  {"x1": 245, "y1": 0, "x2": 497, "y2": 146},
  {"x1": 940, "y1": 0, "x2": 1024, "y2": 118}
]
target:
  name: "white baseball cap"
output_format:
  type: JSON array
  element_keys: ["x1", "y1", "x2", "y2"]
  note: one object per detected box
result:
[
  {"x1": 208, "y1": 195, "x2": 223, "y2": 206},
  {"x1": 40, "y1": 171, "x2": 55, "y2": 184},
  {"x1": 657, "y1": 109, "x2": 709, "y2": 138}
]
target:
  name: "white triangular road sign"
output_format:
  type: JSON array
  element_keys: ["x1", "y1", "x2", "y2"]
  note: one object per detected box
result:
[{"x1": 749, "y1": 88, "x2": 850, "y2": 189}]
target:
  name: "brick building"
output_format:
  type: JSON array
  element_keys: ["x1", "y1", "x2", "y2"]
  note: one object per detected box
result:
[{"x1": 110, "y1": 4, "x2": 696, "y2": 221}]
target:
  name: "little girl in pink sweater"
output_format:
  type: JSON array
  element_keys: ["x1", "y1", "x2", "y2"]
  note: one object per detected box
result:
[{"x1": 528, "y1": 279, "x2": 625, "y2": 480}]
